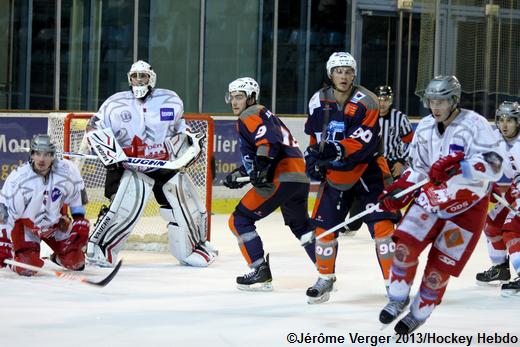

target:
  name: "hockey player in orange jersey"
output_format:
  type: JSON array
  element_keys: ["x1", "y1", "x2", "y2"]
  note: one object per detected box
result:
[{"x1": 223, "y1": 77, "x2": 316, "y2": 291}]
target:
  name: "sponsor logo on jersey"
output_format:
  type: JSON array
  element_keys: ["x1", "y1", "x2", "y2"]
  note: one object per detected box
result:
[
  {"x1": 345, "y1": 103, "x2": 358, "y2": 116},
  {"x1": 351, "y1": 91, "x2": 366, "y2": 103},
  {"x1": 160, "y1": 108, "x2": 175, "y2": 121},
  {"x1": 127, "y1": 158, "x2": 167, "y2": 166},
  {"x1": 51, "y1": 188, "x2": 61, "y2": 202},
  {"x1": 255, "y1": 125, "x2": 267, "y2": 139},
  {"x1": 120, "y1": 110, "x2": 132, "y2": 122}
]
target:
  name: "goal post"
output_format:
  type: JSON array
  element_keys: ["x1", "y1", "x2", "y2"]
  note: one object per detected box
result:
[{"x1": 47, "y1": 112, "x2": 214, "y2": 250}]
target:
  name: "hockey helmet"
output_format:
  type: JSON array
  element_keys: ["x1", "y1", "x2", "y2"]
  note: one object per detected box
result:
[
  {"x1": 375, "y1": 85, "x2": 393, "y2": 99},
  {"x1": 495, "y1": 101, "x2": 520, "y2": 128},
  {"x1": 127, "y1": 60, "x2": 157, "y2": 98},
  {"x1": 30, "y1": 134, "x2": 56, "y2": 155},
  {"x1": 422, "y1": 75, "x2": 461, "y2": 108},
  {"x1": 326, "y1": 52, "x2": 357, "y2": 78},
  {"x1": 225, "y1": 77, "x2": 260, "y2": 103}
]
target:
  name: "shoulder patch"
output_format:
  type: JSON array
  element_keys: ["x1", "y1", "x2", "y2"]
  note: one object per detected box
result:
[
  {"x1": 308, "y1": 92, "x2": 321, "y2": 116},
  {"x1": 345, "y1": 103, "x2": 358, "y2": 116},
  {"x1": 351, "y1": 91, "x2": 366, "y2": 103}
]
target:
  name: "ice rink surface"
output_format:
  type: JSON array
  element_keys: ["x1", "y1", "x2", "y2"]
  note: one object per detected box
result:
[{"x1": 1, "y1": 213, "x2": 519, "y2": 347}]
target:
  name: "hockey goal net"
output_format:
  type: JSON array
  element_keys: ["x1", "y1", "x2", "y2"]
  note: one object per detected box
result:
[{"x1": 47, "y1": 112, "x2": 214, "y2": 250}]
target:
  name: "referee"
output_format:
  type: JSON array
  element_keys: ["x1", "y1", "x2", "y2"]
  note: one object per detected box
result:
[{"x1": 375, "y1": 86, "x2": 414, "y2": 178}]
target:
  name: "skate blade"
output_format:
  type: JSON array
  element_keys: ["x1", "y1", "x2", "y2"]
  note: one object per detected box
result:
[
  {"x1": 237, "y1": 282, "x2": 273, "y2": 292},
  {"x1": 500, "y1": 289, "x2": 520, "y2": 297},
  {"x1": 476, "y1": 280, "x2": 509, "y2": 287},
  {"x1": 307, "y1": 292, "x2": 330, "y2": 304}
]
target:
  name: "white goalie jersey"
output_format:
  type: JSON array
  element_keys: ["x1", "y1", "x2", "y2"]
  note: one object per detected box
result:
[
  {"x1": 88, "y1": 88, "x2": 187, "y2": 171},
  {"x1": 405, "y1": 109, "x2": 504, "y2": 218}
]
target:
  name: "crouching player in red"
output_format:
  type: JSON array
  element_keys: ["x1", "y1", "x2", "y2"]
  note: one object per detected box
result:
[
  {"x1": 0, "y1": 134, "x2": 89, "y2": 275},
  {"x1": 377, "y1": 76, "x2": 504, "y2": 334},
  {"x1": 223, "y1": 77, "x2": 316, "y2": 291}
]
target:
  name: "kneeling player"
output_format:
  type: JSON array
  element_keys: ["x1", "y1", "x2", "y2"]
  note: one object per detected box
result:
[
  {"x1": 0, "y1": 135, "x2": 90, "y2": 275},
  {"x1": 85, "y1": 60, "x2": 217, "y2": 268}
]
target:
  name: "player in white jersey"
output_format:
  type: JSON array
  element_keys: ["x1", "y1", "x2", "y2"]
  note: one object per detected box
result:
[
  {"x1": 376, "y1": 75, "x2": 504, "y2": 334},
  {"x1": 475, "y1": 101, "x2": 520, "y2": 295},
  {"x1": 86, "y1": 60, "x2": 217, "y2": 268},
  {"x1": 0, "y1": 135, "x2": 90, "y2": 276}
]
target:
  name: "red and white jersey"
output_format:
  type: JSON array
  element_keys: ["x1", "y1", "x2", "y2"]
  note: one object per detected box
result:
[
  {"x1": 0, "y1": 160, "x2": 85, "y2": 236},
  {"x1": 406, "y1": 109, "x2": 504, "y2": 218},
  {"x1": 88, "y1": 88, "x2": 186, "y2": 164}
]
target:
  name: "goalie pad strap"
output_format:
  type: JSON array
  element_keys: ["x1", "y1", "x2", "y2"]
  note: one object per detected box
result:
[{"x1": 87, "y1": 170, "x2": 154, "y2": 264}]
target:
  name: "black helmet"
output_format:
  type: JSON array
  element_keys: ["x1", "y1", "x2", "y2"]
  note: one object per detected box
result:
[{"x1": 375, "y1": 85, "x2": 393, "y2": 98}]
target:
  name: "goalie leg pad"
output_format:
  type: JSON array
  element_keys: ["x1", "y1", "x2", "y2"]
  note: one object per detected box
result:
[
  {"x1": 87, "y1": 170, "x2": 154, "y2": 266},
  {"x1": 162, "y1": 172, "x2": 216, "y2": 267}
]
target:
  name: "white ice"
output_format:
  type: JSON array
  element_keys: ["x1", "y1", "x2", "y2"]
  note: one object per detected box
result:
[{"x1": 1, "y1": 213, "x2": 519, "y2": 347}]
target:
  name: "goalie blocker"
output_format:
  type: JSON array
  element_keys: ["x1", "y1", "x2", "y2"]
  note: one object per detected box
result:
[{"x1": 86, "y1": 130, "x2": 217, "y2": 267}]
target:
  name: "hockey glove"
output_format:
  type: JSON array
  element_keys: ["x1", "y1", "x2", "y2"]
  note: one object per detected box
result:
[
  {"x1": 377, "y1": 171, "x2": 416, "y2": 212},
  {"x1": 307, "y1": 141, "x2": 345, "y2": 162},
  {"x1": 489, "y1": 183, "x2": 503, "y2": 203},
  {"x1": 71, "y1": 216, "x2": 90, "y2": 237},
  {"x1": 304, "y1": 148, "x2": 327, "y2": 181},
  {"x1": 223, "y1": 165, "x2": 249, "y2": 189},
  {"x1": 250, "y1": 156, "x2": 273, "y2": 188},
  {"x1": 429, "y1": 151, "x2": 464, "y2": 183},
  {"x1": 0, "y1": 229, "x2": 13, "y2": 267}
]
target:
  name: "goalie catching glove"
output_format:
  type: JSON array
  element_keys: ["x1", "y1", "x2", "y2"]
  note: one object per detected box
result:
[{"x1": 378, "y1": 170, "x2": 417, "y2": 212}]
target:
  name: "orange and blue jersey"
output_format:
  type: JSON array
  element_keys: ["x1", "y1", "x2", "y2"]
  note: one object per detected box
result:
[
  {"x1": 238, "y1": 104, "x2": 309, "y2": 184},
  {"x1": 305, "y1": 85, "x2": 383, "y2": 190}
]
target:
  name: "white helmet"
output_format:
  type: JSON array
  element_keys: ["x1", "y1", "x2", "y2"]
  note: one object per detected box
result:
[
  {"x1": 326, "y1": 52, "x2": 357, "y2": 78},
  {"x1": 225, "y1": 77, "x2": 260, "y2": 103},
  {"x1": 127, "y1": 60, "x2": 157, "y2": 98}
]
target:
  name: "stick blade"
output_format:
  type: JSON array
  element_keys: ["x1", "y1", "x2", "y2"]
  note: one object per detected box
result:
[{"x1": 85, "y1": 259, "x2": 123, "y2": 287}]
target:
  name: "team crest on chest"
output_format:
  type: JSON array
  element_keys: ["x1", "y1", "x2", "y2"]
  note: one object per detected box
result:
[
  {"x1": 120, "y1": 110, "x2": 132, "y2": 122},
  {"x1": 51, "y1": 188, "x2": 61, "y2": 202}
]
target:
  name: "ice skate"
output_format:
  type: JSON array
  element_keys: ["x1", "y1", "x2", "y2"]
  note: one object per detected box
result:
[
  {"x1": 501, "y1": 277, "x2": 520, "y2": 297},
  {"x1": 306, "y1": 276, "x2": 335, "y2": 304},
  {"x1": 394, "y1": 311, "x2": 425, "y2": 335},
  {"x1": 476, "y1": 260, "x2": 510, "y2": 286},
  {"x1": 379, "y1": 296, "x2": 410, "y2": 326},
  {"x1": 236, "y1": 254, "x2": 273, "y2": 291}
]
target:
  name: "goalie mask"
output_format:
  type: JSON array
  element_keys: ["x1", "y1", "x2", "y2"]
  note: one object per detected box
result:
[{"x1": 127, "y1": 60, "x2": 157, "y2": 99}]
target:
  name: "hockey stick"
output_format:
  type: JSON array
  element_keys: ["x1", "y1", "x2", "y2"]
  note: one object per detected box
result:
[
  {"x1": 3, "y1": 258, "x2": 123, "y2": 287},
  {"x1": 311, "y1": 178, "x2": 429, "y2": 243},
  {"x1": 492, "y1": 192, "x2": 520, "y2": 216}
]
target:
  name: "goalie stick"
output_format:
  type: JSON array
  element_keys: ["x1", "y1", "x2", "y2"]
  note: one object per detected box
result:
[
  {"x1": 305, "y1": 178, "x2": 429, "y2": 245},
  {"x1": 3, "y1": 258, "x2": 123, "y2": 287}
]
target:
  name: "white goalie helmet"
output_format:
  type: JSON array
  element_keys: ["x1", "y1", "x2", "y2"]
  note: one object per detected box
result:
[
  {"x1": 127, "y1": 60, "x2": 157, "y2": 98},
  {"x1": 326, "y1": 52, "x2": 357, "y2": 78},
  {"x1": 225, "y1": 77, "x2": 260, "y2": 103}
]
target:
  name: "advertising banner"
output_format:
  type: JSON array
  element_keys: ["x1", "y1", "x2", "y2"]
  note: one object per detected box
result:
[{"x1": 0, "y1": 115, "x2": 48, "y2": 188}]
